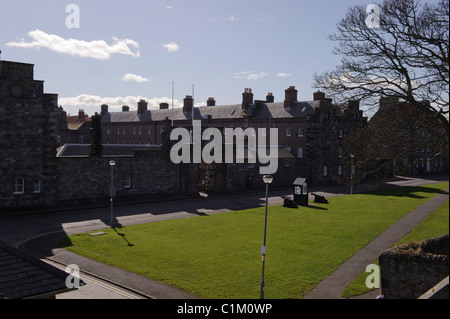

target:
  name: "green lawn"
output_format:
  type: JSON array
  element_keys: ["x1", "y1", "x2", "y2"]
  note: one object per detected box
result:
[
  {"x1": 62, "y1": 182, "x2": 449, "y2": 299},
  {"x1": 341, "y1": 198, "x2": 449, "y2": 298}
]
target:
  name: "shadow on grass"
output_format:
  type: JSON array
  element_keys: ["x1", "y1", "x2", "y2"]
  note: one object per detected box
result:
[
  {"x1": 113, "y1": 225, "x2": 134, "y2": 247},
  {"x1": 59, "y1": 235, "x2": 72, "y2": 249},
  {"x1": 284, "y1": 204, "x2": 328, "y2": 211},
  {"x1": 305, "y1": 204, "x2": 328, "y2": 211},
  {"x1": 364, "y1": 186, "x2": 448, "y2": 199}
]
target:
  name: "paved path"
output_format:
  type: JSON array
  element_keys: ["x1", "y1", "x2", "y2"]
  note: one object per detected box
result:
[{"x1": 303, "y1": 188, "x2": 449, "y2": 299}]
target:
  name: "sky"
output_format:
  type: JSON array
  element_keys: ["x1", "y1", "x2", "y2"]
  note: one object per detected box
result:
[{"x1": 1, "y1": 0, "x2": 380, "y2": 117}]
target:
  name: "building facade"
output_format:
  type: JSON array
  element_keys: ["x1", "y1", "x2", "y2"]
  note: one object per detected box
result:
[
  {"x1": 0, "y1": 60, "x2": 197, "y2": 210},
  {"x1": 99, "y1": 86, "x2": 368, "y2": 188},
  {"x1": 0, "y1": 60, "x2": 59, "y2": 209},
  {"x1": 0, "y1": 58, "x2": 372, "y2": 210},
  {"x1": 367, "y1": 97, "x2": 449, "y2": 178}
]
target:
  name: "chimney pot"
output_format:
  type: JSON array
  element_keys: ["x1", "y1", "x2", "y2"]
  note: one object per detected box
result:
[
  {"x1": 266, "y1": 92, "x2": 274, "y2": 103},
  {"x1": 160, "y1": 102, "x2": 169, "y2": 109},
  {"x1": 122, "y1": 105, "x2": 130, "y2": 112}
]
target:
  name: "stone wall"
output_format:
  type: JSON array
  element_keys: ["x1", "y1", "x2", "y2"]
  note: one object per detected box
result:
[
  {"x1": 0, "y1": 61, "x2": 59, "y2": 209},
  {"x1": 56, "y1": 149, "x2": 198, "y2": 206},
  {"x1": 379, "y1": 234, "x2": 449, "y2": 299}
]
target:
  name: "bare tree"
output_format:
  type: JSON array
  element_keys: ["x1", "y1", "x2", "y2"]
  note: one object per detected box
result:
[{"x1": 314, "y1": 0, "x2": 449, "y2": 138}]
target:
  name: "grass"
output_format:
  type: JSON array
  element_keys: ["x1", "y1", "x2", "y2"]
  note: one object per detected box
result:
[
  {"x1": 62, "y1": 182, "x2": 449, "y2": 299},
  {"x1": 341, "y1": 198, "x2": 449, "y2": 298}
]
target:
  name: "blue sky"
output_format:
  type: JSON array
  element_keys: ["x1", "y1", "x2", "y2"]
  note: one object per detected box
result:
[{"x1": 1, "y1": 0, "x2": 379, "y2": 116}]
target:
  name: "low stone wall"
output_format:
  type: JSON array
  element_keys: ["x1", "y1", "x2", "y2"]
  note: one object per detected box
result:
[
  {"x1": 56, "y1": 150, "x2": 198, "y2": 206},
  {"x1": 379, "y1": 234, "x2": 449, "y2": 299}
]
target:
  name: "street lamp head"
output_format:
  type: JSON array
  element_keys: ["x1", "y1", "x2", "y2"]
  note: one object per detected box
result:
[
  {"x1": 262, "y1": 175, "x2": 273, "y2": 184},
  {"x1": 350, "y1": 154, "x2": 355, "y2": 158},
  {"x1": 109, "y1": 160, "x2": 116, "y2": 166}
]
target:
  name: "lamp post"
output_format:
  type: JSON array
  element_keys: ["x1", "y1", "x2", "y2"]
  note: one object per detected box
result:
[
  {"x1": 260, "y1": 174, "x2": 273, "y2": 299},
  {"x1": 109, "y1": 160, "x2": 115, "y2": 228},
  {"x1": 350, "y1": 154, "x2": 354, "y2": 195}
]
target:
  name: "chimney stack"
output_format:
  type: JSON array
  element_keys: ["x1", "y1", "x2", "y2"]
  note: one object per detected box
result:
[
  {"x1": 78, "y1": 109, "x2": 86, "y2": 122},
  {"x1": 137, "y1": 99, "x2": 148, "y2": 115},
  {"x1": 183, "y1": 95, "x2": 193, "y2": 113},
  {"x1": 266, "y1": 93, "x2": 274, "y2": 103},
  {"x1": 207, "y1": 97, "x2": 216, "y2": 106},
  {"x1": 242, "y1": 88, "x2": 254, "y2": 109},
  {"x1": 313, "y1": 90, "x2": 326, "y2": 101},
  {"x1": 122, "y1": 105, "x2": 129, "y2": 112},
  {"x1": 160, "y1": 102, "x2": 169, "y2": 109},
  {"x1": 101, "y1": 104, "x2": 109, "y2": 115},
  {"x1": 379, "y1": 96, "x2": 399, "y2": 111},
  {"x1": 284, "y1": 86, "x2": 298, "y2": 108},
  {"x1": 348, "y1": 100, "x2": 360, "y2": 111},
  {"x1": 89, "y1": 113, "x2": 103, "y2": 157}
]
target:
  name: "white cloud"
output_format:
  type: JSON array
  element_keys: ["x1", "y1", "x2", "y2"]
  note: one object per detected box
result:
[
  {"x1": 228, "y1": 14, "x2": 241, "y2": 22},
  {"x1": 59, "y1": 94, "x2": 183, "y2": 112},
  {"x1": 6, "y1": 29, "x2": 140, "y2": 60},
  {"x1": 163, "y1": 42, "x2": 179, "y2": 52},
  {"x1": 233, "y1": 71, "x2": 268, "y2": 80},
  {"x1": 277, "y1": 73, "x2": 291, "y2": 77},
  {"x1": 121, "y1": 73, "x2": 151, "y2": 83},
  {"x1": 166, "y1": 6, "x2": 173, "y2": 9},
  {"x1": 248, "y1": 72, "x2": 268, "y2": 80}
]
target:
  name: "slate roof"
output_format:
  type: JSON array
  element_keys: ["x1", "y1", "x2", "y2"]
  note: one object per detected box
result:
[
  {"x1": 253, "y1": 101, "x2": 319, "y2": 118},
  {"x1": 56, "y1": 144, "x2": 161, "y2": 157},
  {"x1": 100, "y1": 100, "x2": 326, "y2": 124},
  {"x1": 293, "y1": 177, "x2": 307, "y2": 185},
  {"x1": 0, "y1": 241, "x2": 75, "y2": 299}
]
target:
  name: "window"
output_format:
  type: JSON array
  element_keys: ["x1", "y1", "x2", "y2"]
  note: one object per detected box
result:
[
  {"x1": 297, "y1": 128, "x2": 304, "y2": 137},
  {"x1": 286, "y1": 127, "x2": 292, "y2": 137},
  {"x1": 338, "y1": 129, "x2": 343, "y2": 138},
  {"x1": 124, "y1": 176, "x2": 132, "y2": 188},
  {"x1": 323, "y1": 165, "x2": 328, "y2": 177},
  {"x1": 133, "y1": 128, "x2": 136, "y2": 135},
  {"x1": 33, "y1": 180, "x2": 41, "y2": 193},
  {"x1": 338, "y1": 165, "x2": 343, "y2": 176},
  {"x1": 338, "y1": 147, "x2": 343, "y2": 158},
  {"x1": 57, "y1": 135, "x2": 61, "y2": 143},
  {"x1": 14, "y1": 178, "x2": 24, "y2": 194},
  {"x1": 79, "y1": 136, "x2": 84, "y2": 143},
  {"x1": 148, "y1": 127, "x2": 151, "y2": 135},
  {"x1": 297, "y1": 147, "x2": 303, "y2": 158}
]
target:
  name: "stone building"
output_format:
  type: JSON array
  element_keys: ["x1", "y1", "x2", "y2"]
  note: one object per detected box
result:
[
  {"x1": 0, "y1": 60, "x2": 59, "y2": 209},
  {"x1": 99, "y1": 86, "x2": 368, "y2": 188},
  {"x1": 0, "y1": 58, "x2": 368, "y2": 210},
  {"x1": 0, "y1": 59, "x2": 197, "y2": 211},
  {"x1": 361, "y1": 97, "x2": 449, "y2": 179}
]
